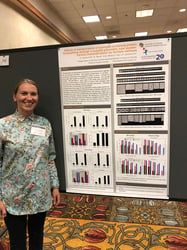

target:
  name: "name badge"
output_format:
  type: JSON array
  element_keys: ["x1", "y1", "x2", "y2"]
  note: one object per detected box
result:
[{"x1": 31, "y1": 125, "x2": 46, "y2": 137}]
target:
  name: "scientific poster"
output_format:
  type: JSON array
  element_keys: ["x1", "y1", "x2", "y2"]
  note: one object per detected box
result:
[{"x1": 58, "y1": 38, "x2": 171, "y2": 198}]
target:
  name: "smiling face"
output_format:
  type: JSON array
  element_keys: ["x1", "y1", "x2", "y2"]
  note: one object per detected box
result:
[{"x1": 13, "y1": 82, "x2": 39, "y2": 117}]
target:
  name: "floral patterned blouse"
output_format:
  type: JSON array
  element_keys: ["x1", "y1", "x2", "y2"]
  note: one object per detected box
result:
[{"x1": 0, "y1": 111, "x2": 59, "y2": 215}]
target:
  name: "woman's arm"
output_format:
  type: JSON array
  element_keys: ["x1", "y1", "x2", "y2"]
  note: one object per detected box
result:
[
  {"x1": 52, "y1": 188, "x2": 60, "y2": 206},
  {"x1": 0, "y1": 200, "x2": 6, "y2": 218},
  {"x1": 48, "y1": 124, "x2": 60, "y2": 206}
]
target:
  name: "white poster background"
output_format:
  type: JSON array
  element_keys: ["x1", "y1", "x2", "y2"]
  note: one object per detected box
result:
[{"x1": 59, "y1": 38, "x2": 171, "y2": 199}]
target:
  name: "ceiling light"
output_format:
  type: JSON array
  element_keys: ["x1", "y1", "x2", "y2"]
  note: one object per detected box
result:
[
  {"x1": 179, "y1": 8, "x2": 186, "y2": 12},
  {"x1": 136, "y1": 9, "x2": 154, "y2": 17},
  {"x1": 135, "y1": 32, "x2": 148, "y2": 37},
  {"x1": 82, "y1": 15, "x2": 100, "y2": 23},
  {"x1": 106, "y1": 16, "x2": 112, "y2": 19},
  {"x1": 167, "y1": 30, "x2": 172, "y2": 33},
  {"x1": 95, "y1": 35, "x2": 108, "y2": 40},
  {"x1": 177, "y1": 28, "x2": 187, "y2": 32}
]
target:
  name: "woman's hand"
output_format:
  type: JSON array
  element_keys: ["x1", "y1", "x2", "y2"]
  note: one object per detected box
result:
[
  {"x1": 0, "y1": 200, "x2": 6, "y2": 218},
  {"x1": 52, "y1": 188, "x2": 60, "y2": 207}
]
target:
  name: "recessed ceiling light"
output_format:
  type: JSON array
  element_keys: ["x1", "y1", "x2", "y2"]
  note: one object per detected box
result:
[
  {"x1": 177, "y1": 28, "x2": 187, "y2": 32},
  {"x1": 106, "y1": 16, "x2": 112, "y2": 19},
  {"x1": 95, "y1": 35, "x2": 108, "y2": 40},
  {"x1": 112, "y1": 35, "x2": 117, "y2": 38},
  {"x1": 179, "y1": 8, "x2": 186, "y2": 12},
  {"x1": 135, "y1": 31, "x2": 148, "y2": 37},
  {"x1": 136, "y1": 9, "x2": 153, "y2": 17},
  {"x1": 167, "y1": 30, "x2": 172, "y2": 33},
  {"x1": 82, "y1": 15, "x2": 100, "y2": 23}
]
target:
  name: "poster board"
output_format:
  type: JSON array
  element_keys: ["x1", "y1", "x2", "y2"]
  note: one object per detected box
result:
[
  {"x1": 0, "y1": 34, "x2": 187, "y2": 199},
  {"x1": 58, "y1": 37, "x2": 171, "y2": 199}
]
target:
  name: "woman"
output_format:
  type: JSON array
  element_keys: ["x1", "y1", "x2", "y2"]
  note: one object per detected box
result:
[{"x1": 0, "y1": 79, "x2": 60, "y2": 250}]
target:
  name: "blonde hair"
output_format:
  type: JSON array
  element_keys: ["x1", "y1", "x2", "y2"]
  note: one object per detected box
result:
[{"x1": 14, "y1": 79, "x2": 39, "y2": 95}]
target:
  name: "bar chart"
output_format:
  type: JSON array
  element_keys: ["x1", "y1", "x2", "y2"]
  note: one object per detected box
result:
[
  {"x1": 121, "y1": 139, "x2": 141, "y2": 154},
  {"x1": 94, "y1": 174, "x2": 111, "y2": 186},
  {"x1": 70, "y1": 132, "x2": 87, "y2": 146},
  {"x1": 120, "y1": 137, "x2": 166, "y2": 155},
  {"x1": 115, "y1": 133, "x2": 168, "y2": 187},
  {"x1": 92, "y1": 114, "x2": 109, "y2": 128},
  {"x1": 121, "y1": 159, "x2": 165, "y2": 176},
  {"x1": 72, "y1": 170, "x2": 89, "y2": 183},
  {"x1": 64, "y1": 109, "x2": 111, "y2": 129},
  {"x1": 71, "y1": 115, "x2": 86, "y2": 128},
  {"x1": 71, "y1": 169, "x2": 113, "y2": 188},
  {"x1": 64, "y1": 108, "x2": 113, "y2": 191},
  {"x1": 93, "y1": 132, "x2": 109, "y2": 147},
  {"x1": 93, "y1": 152, "x2": 110, "y2": 167},
  {"x1": 143, "y1": 139, "x2": 165, "y2": 155},
  {"x1": 72, "y1": 152, "x2": 88, "y2": 166}
]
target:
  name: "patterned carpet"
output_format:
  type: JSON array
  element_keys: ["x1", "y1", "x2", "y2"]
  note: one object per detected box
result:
[
  {"x1": 1, "y1": 217, "x2": 187, "y2": 249},
  {"x1": 0, "y1": 193, "x2": 187, "y2": 249},
  {"x1": 47, "y1": 193, "x2": 187, "y2": 227}
]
